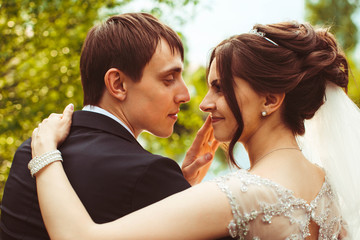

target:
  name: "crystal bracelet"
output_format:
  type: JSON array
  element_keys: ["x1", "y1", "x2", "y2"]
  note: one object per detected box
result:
[{"x1": 28, "y1": 150, "x2": 63, "y2": 177}]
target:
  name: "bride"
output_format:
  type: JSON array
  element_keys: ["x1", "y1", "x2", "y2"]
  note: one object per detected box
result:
[{"x1": 30, "y1": 21, "x2": 359, "y2": 239}]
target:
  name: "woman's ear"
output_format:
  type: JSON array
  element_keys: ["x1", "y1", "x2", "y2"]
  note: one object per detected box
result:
[
  {"x1": 262, "y1": 92, "x2": 285, "y2": 116},
  {"x1": 104, "y1": 68, "x2": 128, "y2": 101}
]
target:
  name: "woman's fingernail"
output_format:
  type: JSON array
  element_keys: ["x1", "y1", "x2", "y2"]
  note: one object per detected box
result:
[
  {"x1": 67, "y1": 103, "x2": 74, "y2": 110},
  {"x1": 205, "y1": 153, "x2": 212, "y2": 161}
]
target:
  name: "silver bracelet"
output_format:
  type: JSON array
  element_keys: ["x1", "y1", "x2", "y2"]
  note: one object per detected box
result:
[{"x1": 28, "y1": 150, "x2": 63, "y2": 177}]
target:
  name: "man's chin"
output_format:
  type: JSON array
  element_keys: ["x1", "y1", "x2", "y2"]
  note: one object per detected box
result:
[
  {"x1": 151, "y1": 127, "x2": 173, "y2": 138},
  {"x1": 155, "y1": 132, "x2": 173, "y2": 138},
  {"x1": 144, "y1": 126, "x2": 174, "y2": 138}
]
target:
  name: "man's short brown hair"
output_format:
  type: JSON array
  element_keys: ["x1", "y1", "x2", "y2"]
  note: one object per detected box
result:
[{"x1": 80, "y1": 13, "x2": 184, "y2": 105}]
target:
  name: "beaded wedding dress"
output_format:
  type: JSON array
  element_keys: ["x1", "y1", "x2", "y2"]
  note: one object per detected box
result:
[
  {"x1": 213, "y1": 170, "x2": 345, "y2": 240},
  {"x1": 210, "y1": 82, "x2": 360, "y2": 240}
]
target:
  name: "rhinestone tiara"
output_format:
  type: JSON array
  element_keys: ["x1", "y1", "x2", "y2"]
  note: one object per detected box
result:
[{"x1": 249, "y1": 28, "x2": 278, "y2": 46}]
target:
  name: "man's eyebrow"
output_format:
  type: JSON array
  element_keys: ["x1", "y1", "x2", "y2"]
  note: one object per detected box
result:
[{"x1": 160, "y1": 66, "x2": 183, "y2": 75}]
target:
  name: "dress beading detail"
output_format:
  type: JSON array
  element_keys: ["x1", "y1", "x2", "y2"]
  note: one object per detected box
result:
[{"x1": 212, "y1": 170, "x2": 344, "y2": 240}]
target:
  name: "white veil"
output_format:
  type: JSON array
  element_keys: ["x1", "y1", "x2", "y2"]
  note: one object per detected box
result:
[{"x1": 297, "y1": 82, "x2": 360, "y2": 239}]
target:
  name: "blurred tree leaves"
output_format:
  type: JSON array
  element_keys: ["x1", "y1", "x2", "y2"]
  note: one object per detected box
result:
[
  {"x1": 0, "y1": 0, "x2": 200, "y2": 202},
  {"x1": 306, "y1": 0, "x2": 359, "y2": 51},
  {"x1": 305, "y1": 0, "x2": 360, "y2": 104},
  {"x1": 0, "y1": 0, "x2": 109, "y2": 200}
]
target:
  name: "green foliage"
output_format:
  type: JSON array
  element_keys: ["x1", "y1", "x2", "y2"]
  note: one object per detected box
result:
[
  {"x1": 0, "y1": 0, "x2": 121, "y2": 201},
  {"x1": 305, "y1": 0, "x2": 359, "y2": 52},
  {"x1": 348, "y1": 57, "x2": 360, "y2": 105},
  {"x1": 305, "y1": 0, "x2": 360, "y2": 105},
  {"x1": 0, "y1": 0, "x2": 199, "y2": 202}
]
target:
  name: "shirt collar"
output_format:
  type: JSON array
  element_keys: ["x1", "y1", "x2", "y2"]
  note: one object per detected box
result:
[{"x1": 82, "y1": 105, "x2": 135, "y2": 138}]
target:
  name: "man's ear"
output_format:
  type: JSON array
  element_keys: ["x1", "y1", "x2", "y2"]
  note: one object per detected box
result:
[
  {"x1": 104, "y1": 68, "x2": 128, "y2": 101},
  {"x1": 262, "y1": 92, "x2": 285, "y2": 115}
]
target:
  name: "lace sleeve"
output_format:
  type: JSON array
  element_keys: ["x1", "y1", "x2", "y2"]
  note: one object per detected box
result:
[
  {"x1": 212, "y1": 170, "x2": 346, "y2": 240},
  {"x1": 211, "y1": 170, "x2": 309, "y2": 240},
  {"x1": 214, "y1": 176, "x2": 242, "y2": 238},
  {"x1": 211, "y1": 171, "x2": 275, "y2": 239}
]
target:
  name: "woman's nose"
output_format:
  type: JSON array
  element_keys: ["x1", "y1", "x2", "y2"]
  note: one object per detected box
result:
[{"x1": 199, "y1": 93, "x2": 215, "y2": 112}]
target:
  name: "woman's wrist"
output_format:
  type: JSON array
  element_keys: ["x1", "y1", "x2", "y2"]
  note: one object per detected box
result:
[
  {"x1": 28, "y1": 149, "x2": 63, "y2": 177},
  {"x1": 32, "y1": 139, "x2": 58, "y2": 158}
]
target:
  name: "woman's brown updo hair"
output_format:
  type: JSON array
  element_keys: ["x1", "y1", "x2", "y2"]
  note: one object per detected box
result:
[{"x1": 208, "y1": 21, "x2": 349, "y2": 167}]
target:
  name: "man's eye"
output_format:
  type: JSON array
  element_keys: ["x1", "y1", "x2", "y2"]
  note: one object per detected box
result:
[{"x1": 163, "y1": 76, "x2": 175, "y2": 84}]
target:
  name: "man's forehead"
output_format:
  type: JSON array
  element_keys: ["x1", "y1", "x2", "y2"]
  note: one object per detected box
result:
[{"x1": 146, "y1": 40, "x2": 183, "y2": 73}]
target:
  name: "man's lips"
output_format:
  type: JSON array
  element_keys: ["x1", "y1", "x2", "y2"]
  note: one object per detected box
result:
[{"x1": 168, "y1": 113, "x2": 178, "y2": 120}]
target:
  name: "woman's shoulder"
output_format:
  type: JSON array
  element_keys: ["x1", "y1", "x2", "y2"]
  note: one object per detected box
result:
[
  {"x1": 211, "y1": 169, "x2": 292, "y2": 197},
  {"x1": 210, "y1": 169, "x2": 341, "y2": 225},
  {"x1": 210, "y1": 169, "x2": 285, "y2": 212},
  {"x1": 210, "y1": 170, "x2": 343, "y2": 239},
  {"x1": 211, "y1": 168, "x2": 336, "y2": 204}
]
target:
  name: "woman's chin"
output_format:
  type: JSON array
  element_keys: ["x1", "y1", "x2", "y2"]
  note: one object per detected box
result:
[{"x1": 213, "y1": 134, "x2": 232, "y2": 143}]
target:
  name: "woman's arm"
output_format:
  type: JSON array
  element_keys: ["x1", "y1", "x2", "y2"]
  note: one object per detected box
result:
[
  {"x1": 31, "y1": 105, "x2": 231, "y2": 239},
  {"x1": 37, "y1": 162, "x2": 231, "y2": 239}
]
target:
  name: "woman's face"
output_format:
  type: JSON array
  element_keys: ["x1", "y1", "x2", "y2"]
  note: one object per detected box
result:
[{"x1": 200, "y1": 59, "x2": 265, "y2": 143}]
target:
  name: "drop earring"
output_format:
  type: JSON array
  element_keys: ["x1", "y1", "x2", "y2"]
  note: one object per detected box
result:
[{"x1": 261, "y1": 111, "x2": 267, "y2": 117}]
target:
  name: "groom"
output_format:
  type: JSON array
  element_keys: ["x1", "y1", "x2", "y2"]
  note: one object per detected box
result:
[{"x1": 1, "y1": 13, "x2": 212, "y2": 239}]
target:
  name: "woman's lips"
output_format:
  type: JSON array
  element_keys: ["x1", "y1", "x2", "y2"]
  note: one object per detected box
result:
[{"x1": 211, "y1": 116, "x2": 224, "y2": 123}]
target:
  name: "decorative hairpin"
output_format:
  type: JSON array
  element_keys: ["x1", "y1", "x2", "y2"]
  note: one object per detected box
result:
[{"x1": 249, "y1": 28, "x2": 278, "y2": 46}]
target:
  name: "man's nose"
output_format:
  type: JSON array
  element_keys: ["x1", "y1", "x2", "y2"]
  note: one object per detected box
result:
[{"x1": 175, "y1": 79, "x2": 190, "y2": 104}]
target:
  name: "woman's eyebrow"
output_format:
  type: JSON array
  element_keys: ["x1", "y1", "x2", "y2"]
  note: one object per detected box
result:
[{"x1": 210, "y1": 79, "x2": 219, "y2": 86}]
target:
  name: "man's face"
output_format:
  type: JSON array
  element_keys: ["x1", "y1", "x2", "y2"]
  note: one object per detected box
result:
[{"x1": 124, "y1": 39, "x2": 190, "y2": 138}]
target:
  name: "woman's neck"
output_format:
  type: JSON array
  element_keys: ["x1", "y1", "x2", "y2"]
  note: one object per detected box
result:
[{"x1": 244, "y1": 122, "x2": 299, "y2": 168}]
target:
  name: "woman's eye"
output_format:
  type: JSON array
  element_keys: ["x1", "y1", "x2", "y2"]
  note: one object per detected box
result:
[
  {"x1": 210, "y1": 80, "x2": 221, "y2": 92},
  {"x1": 212, "y1": 83, "x2": 221, "y2": 92}
]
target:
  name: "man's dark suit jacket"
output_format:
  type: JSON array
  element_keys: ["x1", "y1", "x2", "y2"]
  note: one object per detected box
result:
[{"x1": 0, "y1": 111, "x2": 191, "y2": 239}]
